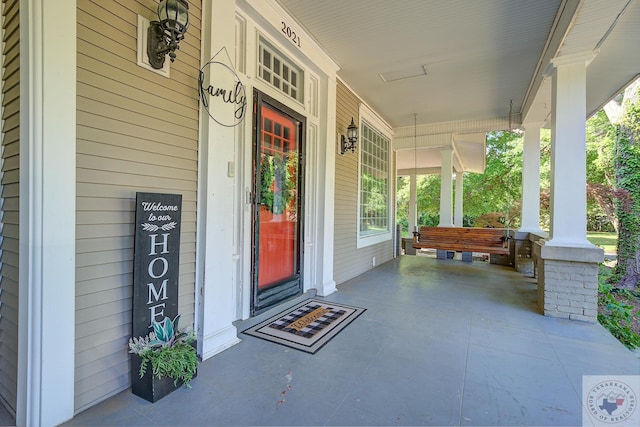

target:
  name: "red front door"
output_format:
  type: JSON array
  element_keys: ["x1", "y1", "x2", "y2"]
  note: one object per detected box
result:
[{"x1": 252, "y1": 91, "x2": 305, "y2": 314}]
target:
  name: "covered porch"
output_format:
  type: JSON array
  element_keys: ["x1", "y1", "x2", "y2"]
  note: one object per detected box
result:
[
  {"x1": 60, "y1": 256, "x2": 638, "y2": 426},
  {"x1": 4, "y1": 1, "x2": 640, "y2": 425}
]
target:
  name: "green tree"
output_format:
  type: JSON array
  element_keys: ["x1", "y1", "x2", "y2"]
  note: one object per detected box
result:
[
  {"x1": 538, "y1": 129, "x2": 551, "y2": 230},
  {"x1": 613, "y1": 89, "x2": 640, "y2": 289},
  {"x1": 362, "y1": 173, "x2": 388, "y2": 232},
  {"x1": 396, "y1": 176, "x2": 409, "y2": 234},
  {"x1": 416, "y1": 174, "x2": 441, "y2": 225},
  {"x1": 464, "y1": 131, "x2": 524, "y2": 226},
  {"x1": 395, "y1": 174, "x2": 440, "y2": 236},
  {"x1": 586, "y1": 110, "x2": 618, "y2": 231},
  {"x1": 396, "y1": 131, "x2": 536, "y2": 231}
]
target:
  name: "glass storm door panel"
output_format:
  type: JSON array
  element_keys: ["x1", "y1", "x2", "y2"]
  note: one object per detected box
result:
[{"x1": 252, "y1": 91, "x2": 305, "y2": 315}]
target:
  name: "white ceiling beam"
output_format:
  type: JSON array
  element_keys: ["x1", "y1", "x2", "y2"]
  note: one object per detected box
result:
[{"x1": 393, "y1": 114, "x2": 522, "y2": 140}]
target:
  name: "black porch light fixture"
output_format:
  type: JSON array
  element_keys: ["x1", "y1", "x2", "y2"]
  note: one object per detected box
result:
[
  {"x1": 340, "y1": 117, "x2": 359, "y2": 154},
  {"x1": 147, "y1": 0, "x2": 190, "y2": 69}
]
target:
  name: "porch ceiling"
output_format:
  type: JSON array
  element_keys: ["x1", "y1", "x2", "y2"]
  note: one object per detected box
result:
[
  {"x1": 277, "y1": 0, "x2": 640, "y2": 172},
  {"x1": 396, "y1": 133, "x2": 487, "y2": 175}
]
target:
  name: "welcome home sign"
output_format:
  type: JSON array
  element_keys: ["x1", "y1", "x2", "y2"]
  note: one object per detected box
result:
[{"x1": 132, "y1": 192, "x2": 182, "y2": 339}]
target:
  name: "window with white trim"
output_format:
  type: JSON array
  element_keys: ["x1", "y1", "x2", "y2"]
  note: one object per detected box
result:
[
  {"x1": 258, "y1": 37, "x2": 304, "y2": 103},
  {"x1": 357, "y1": 107, "x2": 392, "y2": 248}
]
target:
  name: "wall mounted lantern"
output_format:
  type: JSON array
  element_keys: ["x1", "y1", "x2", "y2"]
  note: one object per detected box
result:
[
  {"x1": 340, "y1": 117, "x2": 359, "y2": 154},
  {"x1": 147, "y1": 0, "x2": 190, "y2": 69}
]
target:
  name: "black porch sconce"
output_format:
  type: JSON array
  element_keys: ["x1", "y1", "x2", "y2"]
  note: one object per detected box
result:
[
  {"x1": 340, "y1": 117, "x2": 359, "y2": 154},
  {"x1": 147, "y1": 0, "x2": 190, "y2": 70}
]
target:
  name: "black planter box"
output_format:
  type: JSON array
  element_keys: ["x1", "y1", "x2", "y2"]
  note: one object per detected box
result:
[{"x1": 130, "y1": 342, "x2": 198, "y2": 403}]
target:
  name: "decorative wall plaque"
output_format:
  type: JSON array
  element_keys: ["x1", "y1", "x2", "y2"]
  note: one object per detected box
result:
[
  {"x1": 132, "y1": 192, "x2": 182, "y2": 339},
  {"x1": 198, "y1": 46, "x2": 247, "y2": 127}
]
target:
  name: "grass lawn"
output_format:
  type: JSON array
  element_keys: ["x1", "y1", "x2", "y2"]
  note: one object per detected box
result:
[{"x1": 587, "y1": 231, "x2": 617, "y2": 254}]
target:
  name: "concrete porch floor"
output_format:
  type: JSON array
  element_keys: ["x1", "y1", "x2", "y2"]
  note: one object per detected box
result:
[{"x1": 54, "y1": 255, "x2": 640, "y2": 426}]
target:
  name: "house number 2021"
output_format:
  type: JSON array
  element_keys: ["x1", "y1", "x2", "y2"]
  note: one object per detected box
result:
[{"x1": 281, "y1": 21, "x2": 301, "y2": 48}]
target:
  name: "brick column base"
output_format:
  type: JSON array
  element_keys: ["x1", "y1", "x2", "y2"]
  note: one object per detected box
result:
[{"x1": 536, "y1": 243, "x2": 604, "y2": 322}]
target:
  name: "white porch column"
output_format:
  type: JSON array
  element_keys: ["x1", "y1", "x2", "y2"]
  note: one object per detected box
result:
[
  {"x1": 17, "y1": 0, "x2": 76, "y2": 425},
  {"x1": 546, "y1": 54, "x2": 596, "y2": 248},
  {"x1": 519, "y1": 123, "x2": 544, "y2": 234},
  {"x1": 536, "y1": 52, "x2": 603, "y2": 322},
  {"x1": 196, "y1": 0, "x2": 241, "y2": 360},
  {"x1": 454, "y1": 171, "x2": 463, "y2": 227},
  {"x1": 438, "y1": 148, "x2": 454, "y2": 227},
  {"x1": 408, "y1": 173, "x2": 418, "y2": 232},
  {"x1": 317, "y1": 77, "x2": 338, "y2": 296}
]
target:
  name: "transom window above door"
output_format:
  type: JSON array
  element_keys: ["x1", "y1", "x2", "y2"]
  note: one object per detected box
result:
[{"x1": 258, "y1": 37, "x2": 304, "y2": 103}]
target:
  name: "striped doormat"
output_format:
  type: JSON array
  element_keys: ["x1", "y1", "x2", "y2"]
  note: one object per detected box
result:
[{"x1": 242, "y1": 299, "x2": 366, "y2": 353}]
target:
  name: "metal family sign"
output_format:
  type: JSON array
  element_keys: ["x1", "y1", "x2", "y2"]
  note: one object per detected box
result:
[
  {"x1": 198, "y1": 46, "x2": 247, "y2": 127},
  {"x1": 132, "y1": 192, "x2": 182, "y2": 339}
]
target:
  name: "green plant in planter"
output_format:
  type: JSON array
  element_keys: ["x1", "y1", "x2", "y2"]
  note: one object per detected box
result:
[{"x1": 128, "y1": 315, "x2": 197, "y2": 387}]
